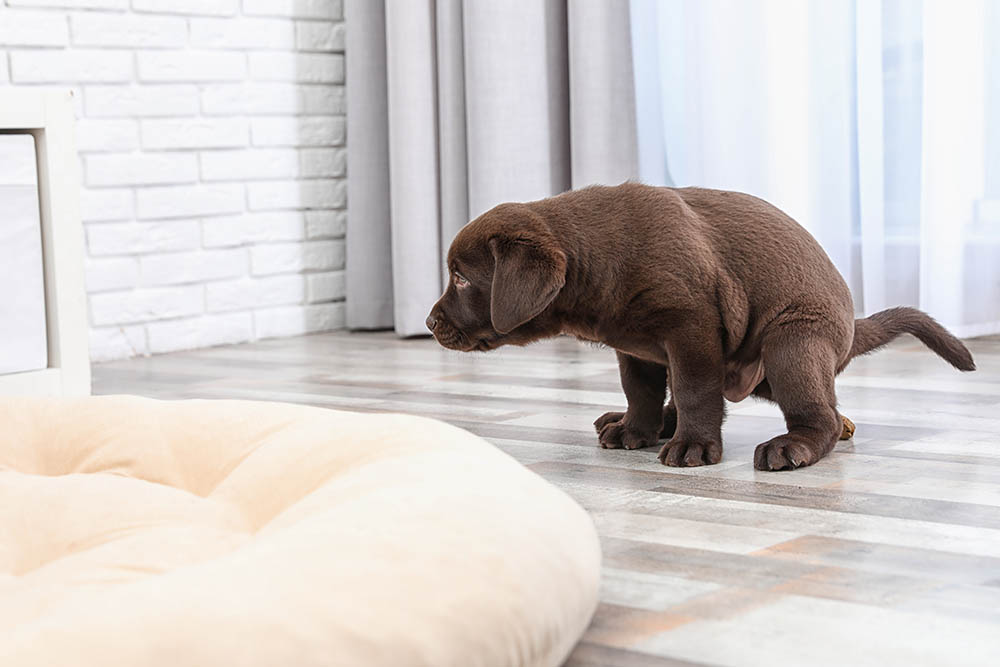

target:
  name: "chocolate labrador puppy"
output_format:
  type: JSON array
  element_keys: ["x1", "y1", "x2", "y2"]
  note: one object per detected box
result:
[{"x1": 425, "y1": 183, "x2": 974, "y2": 470}]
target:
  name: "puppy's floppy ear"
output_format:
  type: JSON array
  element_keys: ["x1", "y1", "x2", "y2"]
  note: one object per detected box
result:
[{"x1": 489, "y1": 236, "x2": 566, "y2": 334}]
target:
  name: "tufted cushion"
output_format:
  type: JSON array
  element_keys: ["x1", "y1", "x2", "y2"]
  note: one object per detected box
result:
[{"x1": 0, "y1": 396, "x2": 600, "y2": 666}]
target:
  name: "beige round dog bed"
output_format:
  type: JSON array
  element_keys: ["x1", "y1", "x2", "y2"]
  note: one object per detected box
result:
[{"x1": 0, "y1": 397, "x2": 600, "y2": 666}]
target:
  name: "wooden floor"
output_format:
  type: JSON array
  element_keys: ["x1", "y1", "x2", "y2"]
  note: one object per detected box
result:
[{"x1": 93, "y1": 331, "x2": 1000, "y2": 667}]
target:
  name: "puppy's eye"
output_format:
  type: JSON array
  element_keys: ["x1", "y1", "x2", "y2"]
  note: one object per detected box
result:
[{"x1": 453, "y1": 272, "x2": 469, "y2": 288}]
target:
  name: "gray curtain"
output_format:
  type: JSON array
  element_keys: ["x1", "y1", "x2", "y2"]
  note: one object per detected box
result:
[{"x1": 346, "y1": 0, "x2": 638, "y2": 336}]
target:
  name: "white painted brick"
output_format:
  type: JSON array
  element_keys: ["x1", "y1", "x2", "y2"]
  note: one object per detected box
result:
[
  {"x1": 299, "y1": 147, "x2": 344, "y2": 178},
  {"x1": 66, "y1": 86, "x2": 86, "y2": 117},
  {"x1": 133, "y1": 0, "x2": 237, "y2": 16},
  {"x1": 254, "y1": 302, "x2": 344, "y2": 339},
  {"x1": 243, "y1": 0, "x2": 342, "y2": 19},
  {"x1": 87, "y1": 220, "x2": 200, "y2": 255},
  {"x1": 7, "y1": 0, "x2": 127, "y2": 9},
  {"x1": 147, "y1": 312, "x2": 253, "y2": 354},
  {"x1": 247, "y1": 178, "x2": 345, "y2": 211},
  {"x1": 250, "y1": 116, "x2": 343, "y2": 146},
  {"x1": 246, "y1": 179, "x2": 308, "y2": 210},
  {"x1": 89, "y1": 325, "x2": 148, "y2": 362},
  {"x1": 69, "y1": 86, "x2": 87, "y2": 117},
  {"x1": 141, "y1": 118, "x2": 248, "y2": 150},
  {"x1": 207, "y1": 274, "x2": 304, "y2": 312},
  {"x1": 85, "y1": 85, "x2": 199, "y2": 118},
  {"x1": 86, "y1": 152, "x2": 198, "y2": 186},
  {"x1": 140, "y1": 248, "x2": 247, "y2": 286},
  {"x1": 250, "y1": 239, "x2": 344, "y2": 275},
  {"x1": 75, "y1": 119, "x2": 139, "y2": 152},
  {"x1": 85, "y1": 257, "x2": 139, "y2": 292},
  {"x1": 9, "y1": 49, "x2": 132, "y2": 83},
  {"x1": 79, "y1": 188, "x2": 133, "y2": 222},
  {"x1": 200, "y1": 148, "x2": 299, "y2": 182},
  {"x1": 302, "y1": 85, "x2": 344, "y2": 114},
  {"x1": 138, "y1": 51, "x2": 246, "y2": 82},
  {"x1": 71, "y1": 13, "x2": 187, "y2": 49},
  {"x1": 90, "y1": 285, "x2": 203, "y2": 325},
  {"x1": 306, "y1": 270, "x2": 344, "y2": 303},
  {"x1": 190, "y1": 17, "x2": 294, "y2": 49},
  {"x1": 305, "y1": 210, "x2": 345, "y2": 238},
  {"x1": 248, "y1": 52, "x2": 343, "y2": 83},
  {"x1": 0, "y1": 10, "x2": 69, "y2": 47},
  {"x1": 1, "y1": 0, "x2": 349, "y2": 358},
  {"x1": 202, "y1": 211, "x2": 306, "y2": 247},
  {"x1": 137, "y1": 183, "x2": 244, "y2": 219},
  {"x1": 201, "y1": 83, "x2": 343, "y2": 115},
  {"x1": 295, "y1": 21, "x2": 344, "y2": 52}
]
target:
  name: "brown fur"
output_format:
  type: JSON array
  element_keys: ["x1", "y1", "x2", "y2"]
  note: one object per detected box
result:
[{"x1": 426, "y1": 183, "x2": 975, "y2": 470}]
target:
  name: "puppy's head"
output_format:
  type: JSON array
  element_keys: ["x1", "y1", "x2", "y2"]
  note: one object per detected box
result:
[{"x1": 426, "y1": 203, "x2": 567, "y2": 351}]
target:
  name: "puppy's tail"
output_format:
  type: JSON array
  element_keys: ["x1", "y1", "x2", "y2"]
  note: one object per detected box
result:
[{"x1": 850, "y1": 307, "x2": 975, "y2": 371}]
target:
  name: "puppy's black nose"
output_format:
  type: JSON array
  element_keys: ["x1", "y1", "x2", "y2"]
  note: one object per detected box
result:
[{"x1": 425, "y1": 314, "x2": 438, "y2": 331}]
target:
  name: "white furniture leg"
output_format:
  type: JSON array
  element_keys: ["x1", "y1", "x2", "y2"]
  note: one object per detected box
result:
[{"x1": 0, "y1": 90, "x2": 90, "y2": 396}]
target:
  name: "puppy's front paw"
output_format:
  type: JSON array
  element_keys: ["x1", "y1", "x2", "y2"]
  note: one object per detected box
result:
[
  {"x1": 658, "y1": 437, "x2": 723, "y2": 467},
  {"x1": 593, "y1": 411, "x2": 625, "y2": 433},
  {"x1": 598, "y1": 420, "x2": 658, "y2": 450}
]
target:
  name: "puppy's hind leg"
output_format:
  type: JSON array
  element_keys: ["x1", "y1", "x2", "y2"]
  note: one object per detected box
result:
[
  {"x1": 754, "y1": 332, "x2": 844, "y2": 471},
  {"x1": 753, "y1": 378, "x2": 855, "y2": 441},
  {"x1": 596, "y1": 352, "x2": 666, "y2": 450}
]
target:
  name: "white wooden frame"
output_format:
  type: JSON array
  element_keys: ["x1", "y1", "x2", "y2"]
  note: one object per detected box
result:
[{"x1": 0, "y1": 89, "x2": 90, "y2": 396}]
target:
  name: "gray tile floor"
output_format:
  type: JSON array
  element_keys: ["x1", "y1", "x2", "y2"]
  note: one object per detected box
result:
[{"x1": 93, "y1": 332, "x2": 1000, "y2": 666}]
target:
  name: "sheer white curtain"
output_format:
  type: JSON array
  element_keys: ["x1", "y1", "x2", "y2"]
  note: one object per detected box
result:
[{"x1": 632, "y1": 0, "x2": 1000, "y2": 337}]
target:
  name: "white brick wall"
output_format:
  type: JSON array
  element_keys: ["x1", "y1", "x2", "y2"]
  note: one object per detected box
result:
[
  {"x1": 71, "y1": 14, "x2": 188, "y2": 48},
  {"x1": 0, "y1": 0, "x2": 347, "y2": 361},
  {"x1": 85, "y1": 84, "x2": 200, "y2": 117},
  {"x1": 132, "y1": 0, "x2": 238, "y2": 17},
  {"x1": 0, "y1": 10, "x2": 69, "y2": 47},
  {"x1": 243, "y1": 0, "x2": 341, "y2": 20},
  {"x1": 85, "y1": 152, "x2": 199, "y2": 186},
  {"x1": 137, "y1": 51, "x2": 247, "y2": 82},
  {"x1": 8, "y1": 1, "x2": 128, "y2": 8}
]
